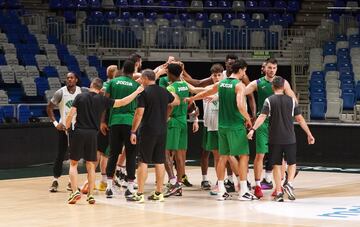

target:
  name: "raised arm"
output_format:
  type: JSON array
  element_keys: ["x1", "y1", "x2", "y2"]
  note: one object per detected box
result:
[
  {"x1": 185, "y1": 81, "x2": 208, "y2": 94},
  {"x1": 113, "y1": 86, "x2": 144, "y2": 108},
  {"x1": 185, "y1": 83, "x2": 219, "y2": 103},
  {"x1": 182, "y1": 70, "x2": 214, "y2": 87}
]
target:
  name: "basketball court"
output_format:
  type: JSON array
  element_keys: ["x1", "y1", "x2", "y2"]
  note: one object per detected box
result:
[{"x1": 1, "y1": 167, "x2": 359, "y2": 226}]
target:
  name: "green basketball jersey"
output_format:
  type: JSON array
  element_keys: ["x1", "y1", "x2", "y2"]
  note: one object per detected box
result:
[
  {"x1": 167, "y1": 81, "x2": 189, "y2": 127},
  {"x1": 256, "y1": 76, "x2": 274, "y2": 114},
  {"x1": 106, "y1": 76, "x2": 140, "y2": 126},
  {"x1": 218, "y1": 78, "x2": 244, "y2": 129},
  {"x1": 103, "y1": 80, "x2": 110, "y2": 91},
  {"x1": 159, "y1": 76, "x2": 171, "y2": 88}
]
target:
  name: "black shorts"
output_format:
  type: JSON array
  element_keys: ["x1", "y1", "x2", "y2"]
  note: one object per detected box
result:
[
  {"x1": 110, "y1": 124, "x2": 135, "y2": 155},
  {"x1": 97, "y1": 131, "x2": 109, "y2": 155},
  {"x1": 69, "y1": 128, "x2": 98, "y2": 162},
  {"x1": 269, "y1": 143, "x2": 297, "y2": 166},
  {"x1": 137, "y1": 133, "x2": 166, "y2": 164}
]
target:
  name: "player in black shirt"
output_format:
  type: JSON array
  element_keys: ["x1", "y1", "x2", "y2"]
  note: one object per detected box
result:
[
  {"x1": 247, "y1": 76, "x2": 315, "y2": 202},
  {"x1": 129, "y1": 69, "x2": 179, "y2": 202},
  {"x1": 65, "y1": 78, "x2": 143, "y2": 204}
]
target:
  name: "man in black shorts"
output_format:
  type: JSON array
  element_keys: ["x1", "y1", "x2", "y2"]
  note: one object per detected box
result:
[
  {"x1": 128, "y1": 69, "x2": 179, "y2": 203},
  {"x1": 247, "y1": 76, "x2": 315, "y2": 202},
  {"x1": 65, "y1": 78, "x2": 143, "y2": 204}
]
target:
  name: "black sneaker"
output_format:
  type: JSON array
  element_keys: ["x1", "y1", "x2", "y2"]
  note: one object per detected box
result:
[
  {"x1": 283, "y1": 183, "x2": 296, "y2": 200},
  {"x1": 125, "y1": 189, "x2": 135, "y2": 199},
  {"x1": 105, "y1": 188, "x2": 113, "y2": 198},
  {"x1": 224, "y1": 179, "x2": 235, "y2": 193},
  {"x1": 283, "y1": 169, "x2": 299, "y2": 186},
  {"x1": 181, "y1": 175, "x2": 193, "y2": 187},
  {"x1": 273, "y1": 192, "x2": 284, "y2": 202},
  {"x1": 201, "y1": 180, "x2": 211, "y2": 190},
  {"x1": 217, "y1": 191, "x2": 231, "y2": 201},
  {"x1": 49, "y1": 180, "x2": 58, "y2": 192},
  {"x1": 164, "y1": 182, "x2": 182, "y2": 197},
  {"x1": 247, "y1": 181, "x2": 252, "y2": 191},
  {"x1": 238, "y1": 191, "x2": 259, "y2": 201},
  {"x1": 66, "y1": 182, "x2": 72, "y2": 191}
]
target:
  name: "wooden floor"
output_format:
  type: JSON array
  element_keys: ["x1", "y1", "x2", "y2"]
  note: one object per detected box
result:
[{"x1": 1, "y1": 167, "x2": 360, "y2": 227}]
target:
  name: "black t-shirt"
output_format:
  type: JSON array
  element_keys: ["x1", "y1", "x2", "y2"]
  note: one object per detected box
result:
[
  {"x1": 137, "y1": 84, "x2": 174, "y2": 135},
  {"x1": 261, "y1": 94, "x2": 301, "y2": 144},
  {"x1": 73, "y1": 91, "x2": 115, "y2": 131}
]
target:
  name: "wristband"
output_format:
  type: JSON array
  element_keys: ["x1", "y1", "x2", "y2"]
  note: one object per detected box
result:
[
  {"x1": 53, "y1": 121, "x2": 59, "y2": 127},
  {"x1": 130, "y1": 131, "x2": 136, "y2": 135},
  {"x1": 250, "y1": 127, "x2": 255, "y2": 131}
]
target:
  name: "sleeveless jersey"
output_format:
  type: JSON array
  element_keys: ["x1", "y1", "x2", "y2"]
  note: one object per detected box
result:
[
  {"x1": 58, "y1": 86, "x2": 81, "y2": 126},
  {"x1": 256, "y1": 76, "x2": 274, "y2": 114},
  {"x1": 167, "y1": 81, "x2": 189, "y2": 128}
]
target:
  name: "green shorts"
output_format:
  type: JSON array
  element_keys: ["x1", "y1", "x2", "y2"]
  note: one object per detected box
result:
[
  {"x1": 166, "y1": 125, "x2": 188, "y2": 150},
  {"x1": 255, "y1": 120, "x2": 269, "y2": 154},
  {"x1": 218, "y1": 127, "x2": 249, "y2": 156},
  {"x1": 202, "y1": 127, "x2": 219, "y2": 151}
]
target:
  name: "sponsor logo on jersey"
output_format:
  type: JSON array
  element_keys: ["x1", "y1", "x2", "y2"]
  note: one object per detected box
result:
[
  {"x1": 65, "y1": 100, "x2": 74, "y2": 108},
  {"x1": 178, "y1": 86, "x2": 189, "y2": 92},
  {"x1": 116, "y1": 80, "x2": 133, "y2": 86},
  {"x1": 220, "y1": 83, "x2": 233, "y2": 88}
]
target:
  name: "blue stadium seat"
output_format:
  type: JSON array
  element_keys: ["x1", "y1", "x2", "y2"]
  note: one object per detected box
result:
[
  {"x1": 324, "y1": 63, "x2": 337, "y2": 72},
  {"x1": 204, "y1": 0, "x2": 217, "y2": 12},
  {"x1": 218, "y1": 1, "x2": 231, "y2": 12},
  {"x1": 79, "y1": 76, "x2": 91, "y2": 87},
  {"x1": 310, "y1": 99, "x2": 326, "y2": 119},
  {"x1": 34, "y1": 77, "x2": 49, "y2": 97},
  {"x1": 259, "y1": 0, "x2": 271, "y2": 8},
  {"x1": 245, "y1": 0, "x2": 257, "y2": 9},
  {"x1": 355, "y1": 82, "x2": 360, "y2": 100},
  {"x1": 179, "y1": 13, "x2": 190, "y2": 21},
  {"x1": 76, "y1": 0, "x2": 88, "y2": 10},
  {"x1": 105, "y1": 11, "x2": 117, "y2": 20},
  {"x1": 0, "y1": 106, "x2": 15, "y2": 120},
  {"x1": 0, "y1": 54, "x2": 6, "y2": 65},
  {"x1": 49, "y1": 0, "x2": 63, "y2": 9},
  {"x1": 196, "y1": 12, "x2": 208, "y2": 21},
  {"x1": 341, "y1": 89, "x2": 356, "y2": 109},
  {"x1": 274, "y1": 0, "x2": 287, "y2": 9},
  {"x1": 156, "y1": 27, "x2": 171, "y2": 48},
  {"x1": 311, "y1": 71, "x2": 325, "y2": 80},
  {"x1": 338, "y1": 63, "x2": 352, "y2": 73},
  {"x1": 223, "y1": 13, "x2": 234, "y2": 21},
  {"x1": 115, "y1": 0, "x2": 128, "y2": 7},
  {"x1": 336, "y1": 34, "x2": 347, "y2": 41},
  {"x1": 172, "y1": 28, "x2": 185, "y2": 48},
  {"x1": 159, "y1": 0, "x2": 171, "y2": 12},
  {"x1": 7, "y1": 0, "x2": 21, "y2": 9},
  {"x1": 287, "y1": 0, "x2": 299, "y2": 12},
  {"x1": 18, "y1": 105, "x2": 30, "y2": 123},
  {"x1": 163, "y1": 13, "x2": 175, "y2": 21},
  {"x1": 340, "y1": 72, "x2": 354, "y2": 81},
  {"x1": 328, "y1": 13, "x2": 340, "y2": 22},
  {"x1": 43, "y1": 66, "x2": 58, "y2": 78},
  {"x1": 63, "y1": 0, "x2": 75, "y2": 10},
  {"x1": 88, "y1": 0, "x2": 101, "y2": 10},
  {"x1": 64, "y1": 10, "x2": 76, "y2": 23}
]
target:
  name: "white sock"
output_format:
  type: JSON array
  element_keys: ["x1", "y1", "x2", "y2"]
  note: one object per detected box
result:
[
  {"x1": 240, "y1": 181, "x2": 249, "y2": 195},
  {"x1": 116, "y1": 166, "x2": 121, "y2": 171},
  {"x1": 128, "y1": 181, "x2": 135, "y2": 192},
  {"x1": 265, "y1": 171, "x2": 272, "y2": 182},
  {"x1": 170, "y1": 177, "x2": 177, "y2": 185},
  {"x1": 107, "y1": 179, "x2": 113, "y2": 188},
  {"x1": 120, "y1": 166, "x2": 126, "y2": 173},
  {"x1": 218, "y1": 180, "x2": 226, "y2": 192},
  {"x1": 288, "y1": 181, "x2": 293, "y2": 187},
  {"x1": 226, "y1": 175, "x2": 233, "y2": 183},
  {"x1": 101, "y1": 174, "x2": 107, "y2": 182},
  {"x1": 202, "y1": 175, "x2": 207, "y2": 181},
  {"x1": 255, "y1": 180, "x2": 261, "y2": 187},
  {"x1": 53, "y1": 177, "x2": 58, "y2": 182}
]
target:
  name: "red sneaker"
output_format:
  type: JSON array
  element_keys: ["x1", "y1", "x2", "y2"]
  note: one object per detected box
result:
[
  {"x1": 271, "y1": 188, "x2": 283, "y2": 197},
  {"x1": 254, "y1": 186, "x2": 263, "y2": 198}
]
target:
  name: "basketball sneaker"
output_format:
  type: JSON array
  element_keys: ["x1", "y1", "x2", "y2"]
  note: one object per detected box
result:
[
  {"x1": 254, "y1": 186, "x2": 264, "y2": 198},
  {"x1": 283, "y1": 183, "x2": 296, "y2": 200},
  {"x1": 164, "y1": 182, "x2": 182, "y2": 197},
  {"x1": 273, "y1": 192, "x2": 284, "y2": 202},
  {"x1": 66, "y1": 182, "x2": 72, "y2": 191},
  {"x1": 201, "y1": 180, "x2": 211, "y2": 190},
  {"x1": 98, "y1": 181, "x2": 107, "y2": 191},
  {"x1": 260, "y1": 179, "x2": 273, "y2": 190},
  {"x1": 271, "y1": 188, "x2": 283, "y2": 197},
  {"x1": 49, "y1": 180, "x2": 58, "y2": 193},
  {"x1": 247, "y1": 181, "x2": 252, "y2": 191},
  {"x1": 238, "y1": 191, "x2": 259, "y2": 201},
  {"x1": 181, "y1": 175, "x2": 193, "y2": 187},
  {"x1": 125, "y1": 189, "x2": 135, "y2": 199},
  {"x1": 210, "y1": 185, "x2": 219, "y2": 196},
  {"x1": 105, "y1": 187, "x2": 113, "y2": 198},
  {"x1": 148, "y1": 191, "x2": 165, "y2": 202},
  {"x1": 68, "y1": 190, "x2": 81, "y2": 204},
  {"x1": 87, "y1": 194, "x2": 95, "y2": 204},
  {"x1": 224, "y1": 179, "x2": 235, "y2": 193},
  {"x1": 217, "y1": 191, "x2": 231, "y2": 201},
  {"x1": 127, "y1": 193, "x2": 145, "y2": 203},
  {"x1": 283, "y1": 169, "x2": 300, "y2": 187}
]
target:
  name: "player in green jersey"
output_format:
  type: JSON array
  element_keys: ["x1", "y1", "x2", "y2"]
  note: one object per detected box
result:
[
  {"x1": 186, "y1": 59, "x2": 258, "y2": 201},
  {"x1": 245, "y1": 58, "x2": 297, "y2": 199}
]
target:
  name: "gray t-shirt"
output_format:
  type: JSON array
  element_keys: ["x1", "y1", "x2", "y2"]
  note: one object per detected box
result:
[
  {"x1": 51, "y1": 86, "x2": 89, "y2": 105},
  {"x1": 261, "y1": 94, "x2": 301, "y2": 144}
]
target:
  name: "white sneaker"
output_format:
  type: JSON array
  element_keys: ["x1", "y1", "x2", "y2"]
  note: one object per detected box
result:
[
  {"x1": 238, "y1": 191, "x2": 259, "y2": 201},
  {"x1": 217, "y1": 191, "x2": 231, "y2": 201}
]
